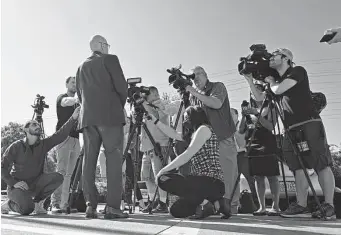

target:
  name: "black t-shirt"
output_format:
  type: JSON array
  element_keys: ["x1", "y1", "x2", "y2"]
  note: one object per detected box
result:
[
  {"x1": 56, "y1": 94, "x2": 79, "y2": 138},
  {"x1": 277, "y1": 66, "x2": 319, "y2": 126}
]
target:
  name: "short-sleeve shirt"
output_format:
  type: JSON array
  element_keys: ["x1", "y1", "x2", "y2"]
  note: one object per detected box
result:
[
  {"x1": 190, "y1": 81, "x2": 236, "y2": 141},
  {"x1": 56, "y1": 94, "x2": 79, "y2": 138},
  {"x1": 277, "y1": 66, "x2": 319, "y2": 126}
]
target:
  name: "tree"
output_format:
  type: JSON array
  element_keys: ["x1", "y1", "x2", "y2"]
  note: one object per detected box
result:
[
  {"x1": 1, "y1": 122, "x2": 25, "y2": 156},
  {"x1": 1, "y1": 122, "x2": 25, "y2": 189}
]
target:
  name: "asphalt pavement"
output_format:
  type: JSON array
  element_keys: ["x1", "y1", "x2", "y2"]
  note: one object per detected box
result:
[{"x1": 1, "y1": 205, "x2": 340, "y2": 235}]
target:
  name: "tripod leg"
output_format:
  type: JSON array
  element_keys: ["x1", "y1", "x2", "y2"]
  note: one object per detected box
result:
[
  {"x1": 271, "y1": 97, "x2": 325, "y2": 219},
  {"x1": 141, "y1": 122, "x2": 167, "y2": 214},
  {"x1": 66, "y1": 155, "x2": 83, "y2": 214},
  {"x1": 269, "y1": 101, "x2": 290, "y2": 208}
]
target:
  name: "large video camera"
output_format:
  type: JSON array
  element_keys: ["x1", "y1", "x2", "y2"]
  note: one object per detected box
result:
[
  {"x1": 32, "y1": 94, "x2": 49, "y2": 115},
  {"x1": 167, "y1": 65, "x2": 195, "y2": 93},
  {"x1": 127, "y1": 77, "x2": 151, "y2": 105},
  {"x1": 238, "y1": 44, "x2": 279, "y2": 81}
]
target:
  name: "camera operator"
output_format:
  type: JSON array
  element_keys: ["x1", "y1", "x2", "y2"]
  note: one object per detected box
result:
[
  {"x1": 238, "y1": 83, "x2": 281, "y2": 216},
  {"x1": 147, "y1": 105, "x2": 230, "y2": 219},
  {"x1": 137, "y1": 86, "x2": 173, "y2": 213},
  {"x1": 231, "y1": 108, "x2": 258, "y2": 210},
  {"x1": 76, "y1": 35, "x2": 128, "y2": 219},
  {"x1": 1, "y1": 107, "x2": 80, "y2": 215},
  {"x1": 185, "y1": 66, "x2": 238, "y2": 214},
  {"x1": 50, "y1": 76, "x2": 81, "y2": 214},
  {"x1": 249, "y1": 48, "x2": 335, "y2": 219}
]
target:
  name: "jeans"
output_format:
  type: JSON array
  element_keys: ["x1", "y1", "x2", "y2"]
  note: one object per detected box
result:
[
  {"x1": 141, "y1": 147, "x2": 168, "y2": 201},
  {"x1": 51, "y1": 137, "x2": 80, "y2": 209},
  {"x1": 8, "y1": 173, "x2": 63, "y2": 215},
  {"x1": 219, "y1": 137, "x2": 238, "y2": 205}
]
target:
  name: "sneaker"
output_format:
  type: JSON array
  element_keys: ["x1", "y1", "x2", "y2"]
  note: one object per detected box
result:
[
  {"x1": 51, "y1": 204, "x2": 62, "y2": 214},
  {"x1": 85, "y1": 205, "x2": 98, "y2": 218},
  {"x1": 1, "y1": 200, "x2": 10, "y2": 214},
  {"x1": 280, "y1": 202, "x2": 310, "y2": 218},
  {"x1": 141, "y1": 200, "x2": 158, "y2": 213},
  {"x1": 152, "y1": 201, "x2": 169, "y2": 213},
  {"x1": 33, "y1": 200, "x2": 48, "y2": 215},
  {"x1": 311, "y1": 203, "x2": 336, "y2": 220},
  {"x1": 104, "y1": 206, "x2": 129, "y2": 219}
]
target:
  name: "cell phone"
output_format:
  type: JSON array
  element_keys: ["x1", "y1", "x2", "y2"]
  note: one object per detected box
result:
[{"x1": 320, "y1": 32, "x2": 337, "y2": 43}]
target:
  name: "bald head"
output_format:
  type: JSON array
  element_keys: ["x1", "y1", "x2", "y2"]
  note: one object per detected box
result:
[{"x1": 90, "y1": 35, "x2": 110, "y2": 54}]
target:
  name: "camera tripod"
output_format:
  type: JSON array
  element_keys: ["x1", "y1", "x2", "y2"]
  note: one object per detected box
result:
[
  {"x1": 146, "y1": 91, "x2": 190, "y2": 213},
  {"x1": 122, "y1": 106, "x2": 165, "y2": 214},
  {"x1": 229, "y1": 86, "x2": 326, "y2": 219}
]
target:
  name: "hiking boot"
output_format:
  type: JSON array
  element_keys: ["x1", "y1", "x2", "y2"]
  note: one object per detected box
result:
[
  {"x1": 189, "y1": 201, "x2": 215, "y2": 220},
  {"x1": 152, "y1": 201, "x2": 169, "y2": 213},
  {"x1": 33, "y1": 200, "x2": 47, "y2": 215},
  {"x1": 104, "y1": 206, "x2": 129, "y2": 219},
  {"x1": 311, "y1": 202, "x2": 336, "y2": 220},
  {"x1": 1, "y1": 200, "x2": 10, "y2": 214},
  {"x1": 85, "y1": 205, "x2": 98, "y2": 218},
  {"x1": 280, "y1": 202, "x2": 310, "y2": 218},
  {"x1": 51, "y1": 204, "x2": 62, "y2": 214}
]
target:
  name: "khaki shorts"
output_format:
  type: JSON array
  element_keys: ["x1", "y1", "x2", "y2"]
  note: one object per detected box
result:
[{"x1": 282, "y1": 120, "x2": 332, "y2": 172}]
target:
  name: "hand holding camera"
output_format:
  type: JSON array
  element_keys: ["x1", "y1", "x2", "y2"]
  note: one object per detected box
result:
[
  {"x1": 145, "y1": 113, "x2": 157, "y2": 123},
  {"x1": 264, "y1": 76, "x2": 275, "y2": 85},
  {"x1": 242, "y1": 107, "x2": 258, "y2": 116}
]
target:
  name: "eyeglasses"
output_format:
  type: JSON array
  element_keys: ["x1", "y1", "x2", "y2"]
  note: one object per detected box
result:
[{"x1": 99, "y1": 42, "x2": 110, "y2": 49}]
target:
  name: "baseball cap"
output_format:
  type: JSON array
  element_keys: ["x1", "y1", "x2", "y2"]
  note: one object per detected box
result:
[{"x1": 273, "y1": 48, "x2": 294, "y2": 61}]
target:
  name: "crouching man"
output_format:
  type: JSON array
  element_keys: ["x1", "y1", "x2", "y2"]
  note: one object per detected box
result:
[{"x1": 1, "y1": 107, "x2": 80, "y2": 215}]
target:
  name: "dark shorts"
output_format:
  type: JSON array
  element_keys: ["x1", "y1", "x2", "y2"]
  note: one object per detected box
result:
[{"x1": 282, "y1": 120, "x2": 332, "y2": 172}]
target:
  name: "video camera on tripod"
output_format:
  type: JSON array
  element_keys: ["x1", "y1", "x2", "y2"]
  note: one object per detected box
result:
[
  {"x1": 31, "y1": 94, "x2": 49, "y2": 122},
  {"x1": 127, "y1": 78, "x2": 150, "y2": 104},
  {"x1": 238, "y1": 44, "x2": 279, "y2": 81}
]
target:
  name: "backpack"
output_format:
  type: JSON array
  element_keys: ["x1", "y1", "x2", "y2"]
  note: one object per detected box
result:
[
  {"x1": 311, "y1": 91, "x2": 327, "y2": 114},
  {"x1": 238, "y1": 189, "x2": 257, "y2": 214}
]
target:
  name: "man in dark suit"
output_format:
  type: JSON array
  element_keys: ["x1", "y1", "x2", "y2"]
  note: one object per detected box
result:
[{"x1": 76, "y1": 35, "x2": 128, "y2": 219}]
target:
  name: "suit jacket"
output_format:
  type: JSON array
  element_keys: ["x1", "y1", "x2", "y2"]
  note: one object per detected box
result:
[{"x1": 76, "y1": 51, "x2": 128, "y2": 129}]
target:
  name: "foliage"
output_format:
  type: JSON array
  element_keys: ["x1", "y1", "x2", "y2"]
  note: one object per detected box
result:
[
  {"x1": 45, "y1": 147, "x2": 57, "y2": 173},
  {"x1": 1, "y1": 122, "x2": 25, "y2": 155}
]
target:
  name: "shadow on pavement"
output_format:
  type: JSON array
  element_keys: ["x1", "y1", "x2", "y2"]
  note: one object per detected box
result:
[
  {"x1": 2, "y1": 213, "x2": 340, "y2": 235},
  {"x1": 2, "y1": 215, "x2": 156, "y2": 235}
]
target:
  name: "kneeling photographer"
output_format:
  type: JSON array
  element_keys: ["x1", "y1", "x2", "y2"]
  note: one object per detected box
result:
[
  {"x1": 146, "y1": 106, "x2": 230, "y2": 219},
  {"x1": 239, "y1": 81, "x2": 280, "y2": 216}
]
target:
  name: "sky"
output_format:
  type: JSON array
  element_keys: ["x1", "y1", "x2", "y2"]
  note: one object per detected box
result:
[{"x1": 1, "y1": 0, "x2": 341, "y2": 145}]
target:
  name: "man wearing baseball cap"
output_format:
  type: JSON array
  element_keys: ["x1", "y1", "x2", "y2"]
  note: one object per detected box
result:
[{"x1": 260, "y1": 48, "x2": 335, "y2": 220}]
